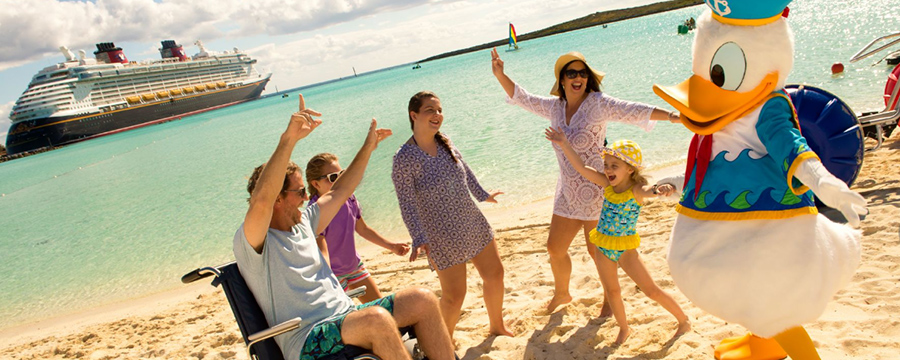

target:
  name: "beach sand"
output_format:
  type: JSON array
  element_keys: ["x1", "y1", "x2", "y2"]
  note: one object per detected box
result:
[{"x1": 2, "y1": 137, "x2": 898, "y2": 359}]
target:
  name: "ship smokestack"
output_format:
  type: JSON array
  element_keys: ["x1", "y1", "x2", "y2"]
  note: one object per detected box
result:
[
  {"x1": 159, "y1": 40, "x2": 187, "y2": 61},
  {"x1": 94, "y1": 42, "x2": 128, "y2": 64}
]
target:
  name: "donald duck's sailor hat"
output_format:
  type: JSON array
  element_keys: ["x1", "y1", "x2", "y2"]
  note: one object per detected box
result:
[{"x1": 706, "y1": 0, "x2": 791, "y2": 26}]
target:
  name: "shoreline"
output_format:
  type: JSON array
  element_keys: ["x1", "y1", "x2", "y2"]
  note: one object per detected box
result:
[
  {"x1": 418, "y1": 0, "x2": 704, "y2": 63},
  {"x1": 0, "y1": 163, "x2": 684, "y2": 347},
  {"x1": 2, "y1": 137, "x2": 899, "y2": 358}
]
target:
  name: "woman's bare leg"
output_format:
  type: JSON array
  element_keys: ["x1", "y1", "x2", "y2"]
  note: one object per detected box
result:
[
  {"x1": 434, "y1": 261, "x2": 467, "y2": 339},
  {"x1": 545, "y1": 214, "x2": 585, "y2": 312},
  {"x1": 471, "y1": 240, "x2": 514, "y2": 336}
]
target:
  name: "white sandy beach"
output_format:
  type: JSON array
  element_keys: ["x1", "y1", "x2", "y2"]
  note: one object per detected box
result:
[{"x1": 1, "y1": 137, "x2": 898, "y2": 359}]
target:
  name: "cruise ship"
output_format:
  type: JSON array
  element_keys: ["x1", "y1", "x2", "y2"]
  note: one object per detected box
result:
[{"x1": 5, "y1": 40, "x2": 271, "y2": 155}]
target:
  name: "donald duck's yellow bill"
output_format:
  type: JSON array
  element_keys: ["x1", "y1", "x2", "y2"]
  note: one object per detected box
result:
[{"x1": 653, "y1": 72, "x2": 779, "y2": 135}]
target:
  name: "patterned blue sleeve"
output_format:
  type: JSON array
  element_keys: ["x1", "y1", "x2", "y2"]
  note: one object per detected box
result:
[
  {"x1": 392, "y1": 148, "x2": 429, "y2": 248},
  {"x1": 453, "y1": 146, "x2": 490, "y2": 202},
  {"x1": 756, "y1": 96, "x2": 818, "y2": 194}
]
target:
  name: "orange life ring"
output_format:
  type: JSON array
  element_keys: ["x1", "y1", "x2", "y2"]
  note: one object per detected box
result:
[{"x1": 885, "y1": 63, "x2": 900, "y2": 110}]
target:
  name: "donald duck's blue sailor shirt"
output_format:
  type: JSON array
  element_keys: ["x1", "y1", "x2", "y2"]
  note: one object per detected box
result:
[{"x1": 677, "y1": 92, "x2": 820, "y2": 220}]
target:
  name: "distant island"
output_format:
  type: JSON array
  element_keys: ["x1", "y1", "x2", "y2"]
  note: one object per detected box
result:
[{"x1": 418, "y1": 0, "x2": 704, "y2": 63}]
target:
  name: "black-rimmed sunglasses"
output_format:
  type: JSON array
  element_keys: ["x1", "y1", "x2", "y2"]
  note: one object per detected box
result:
[
  {"x1": 564, "y1": 69, "x2": 589, "y2": 79},
  {"x1": 284, "y1": 187, "x2": 307, "y2": 197}
]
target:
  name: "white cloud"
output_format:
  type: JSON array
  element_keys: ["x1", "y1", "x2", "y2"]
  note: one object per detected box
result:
[
  {"x1": 0, "y1": 100, "x2": 13, "y2": 145},
  {"x1": 0, "y1": 0, "x2": 446, "y2": 71},
  {"x1": 246, "y1": 0, "x2": 660, "y2": 90},
  {"x1": 0, "y1": 0, "x2": 662, "y2": 97}
]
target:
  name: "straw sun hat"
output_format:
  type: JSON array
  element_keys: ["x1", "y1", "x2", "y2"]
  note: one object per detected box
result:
[{"x1": 550, "y1": 51, "x2": 606, "y2": 96}]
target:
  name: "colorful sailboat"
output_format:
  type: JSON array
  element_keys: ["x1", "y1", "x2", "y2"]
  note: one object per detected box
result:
[{"x1": 508, "y1": 23, "x2": 519, "y2": 50}]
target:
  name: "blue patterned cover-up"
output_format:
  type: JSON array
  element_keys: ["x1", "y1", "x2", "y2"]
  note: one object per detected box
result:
[{"x1": 392, "y1": 137, "x2": 494, "y2": 270}]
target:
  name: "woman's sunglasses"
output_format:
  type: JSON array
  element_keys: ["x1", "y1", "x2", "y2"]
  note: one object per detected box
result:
[
  {"x1": 564, "y1": 69, "x2": 589, "y2": 79},
  {"x1": 319, "y1": 170, "x2": 345, "y2": 183}
]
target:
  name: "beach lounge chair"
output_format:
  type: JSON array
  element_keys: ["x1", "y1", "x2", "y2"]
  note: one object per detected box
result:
[{"x1": 181, "y1": 262, "x2": 424, "y2": 360}]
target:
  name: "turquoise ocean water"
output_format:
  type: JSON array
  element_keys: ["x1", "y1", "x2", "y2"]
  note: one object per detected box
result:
[{"x1": 1, "y1": 0, "x2": 897, "y2": 329}]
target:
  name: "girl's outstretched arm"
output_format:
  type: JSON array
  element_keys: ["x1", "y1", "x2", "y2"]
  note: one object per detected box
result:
[
  {"x1": 544, "y1": 127, "x2": 610, "y2": 187},
  {"x1": 355, "y1": 216, "x2": 410, "y2": 256},
  {"x1": 632, "y1": 183, "x2": 676, "y2": 203}
]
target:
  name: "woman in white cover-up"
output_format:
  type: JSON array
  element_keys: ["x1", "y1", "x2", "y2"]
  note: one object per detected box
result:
[{"x1": 490, "y1": 48, "x2": 679, "y2": 313}]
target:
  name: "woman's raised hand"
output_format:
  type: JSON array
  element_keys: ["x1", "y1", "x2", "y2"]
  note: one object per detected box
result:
[
  {"x1": 490, "y1": 48, "x2": 505, "y2": 77},
  {"x1": 544, "y1": 127, "x2": 568, "y2": 144},
  {"x1": 287, "y1": 94, "x2": 322, "y2": 141}
]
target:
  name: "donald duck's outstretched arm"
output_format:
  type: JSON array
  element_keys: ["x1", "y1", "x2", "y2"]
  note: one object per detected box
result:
[{"x1": 794, "y1": 159, "x2": 868, "y2": 227}]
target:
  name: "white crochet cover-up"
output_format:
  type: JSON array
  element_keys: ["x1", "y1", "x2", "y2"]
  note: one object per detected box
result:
[{"x1": 507, "y1": 83, "x2": 656, "y2": 220}]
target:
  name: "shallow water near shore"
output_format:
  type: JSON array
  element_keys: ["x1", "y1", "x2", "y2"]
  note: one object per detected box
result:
[{"x1": 0, "y1": 0, "x2": 897, "y2": 329}]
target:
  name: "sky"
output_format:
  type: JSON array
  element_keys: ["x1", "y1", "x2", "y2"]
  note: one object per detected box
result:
[{"x1": 0, "y1": 0, "x2": 661, "y2": 143}]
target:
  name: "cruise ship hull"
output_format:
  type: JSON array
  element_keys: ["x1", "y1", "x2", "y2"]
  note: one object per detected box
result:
[{"x1": 5, "y1": 78, "x2": 269, "y2": 155}]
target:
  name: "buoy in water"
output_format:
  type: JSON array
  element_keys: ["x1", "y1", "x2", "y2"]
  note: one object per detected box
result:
[{"x1": 831, "y1": 62, "x2": 844, "y2": 74}]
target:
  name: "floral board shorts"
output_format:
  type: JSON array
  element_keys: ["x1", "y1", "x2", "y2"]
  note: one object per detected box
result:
[{"x1": 299, "y1": 294, "x2": 396, "y2": 360}]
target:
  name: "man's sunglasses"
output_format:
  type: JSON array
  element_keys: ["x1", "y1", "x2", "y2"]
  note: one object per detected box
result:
[
  {"x1": 564, "y1": 69, "x2": 589, "y2": 79},
  {"x1": 319, "y1": 170, "x2": 345, "y2": 183},
  {"x1": 284, "y1": 187, "x2": 307, "y2": 197}
]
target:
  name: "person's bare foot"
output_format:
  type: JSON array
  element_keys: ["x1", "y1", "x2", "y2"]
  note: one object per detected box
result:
[
  {"x1": 614, "y1": 326, "x2": 632, "y2": 345},
  {"x1": 599, "y1": 301, "x2": 612, "y2": 317},
  {"x1": 490, "y1": 323, "x2": 515, "y2": 337},
  {"x1": 545, "y1": 293, "x2": 573, "y2": 313},
  {"x1": 674, "y1": 319, "x2": 692, "y2": 338}
]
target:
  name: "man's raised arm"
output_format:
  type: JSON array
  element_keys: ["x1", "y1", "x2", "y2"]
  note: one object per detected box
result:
[{"x1": 243, "y1": 95, "x2": 321, "y2": 253}]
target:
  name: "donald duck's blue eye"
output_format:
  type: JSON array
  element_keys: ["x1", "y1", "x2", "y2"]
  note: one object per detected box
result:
[{"x1": 709, "y1": 42, "x2": 747, "y2": 91}]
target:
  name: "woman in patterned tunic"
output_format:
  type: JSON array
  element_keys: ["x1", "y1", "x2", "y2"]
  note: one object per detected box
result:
[
  {"x1": 490, "y1": 48, "x2": 680, "y2": 313},
  {"x1": 392, "y1": 91, "x2": 513, "y2": 339}
]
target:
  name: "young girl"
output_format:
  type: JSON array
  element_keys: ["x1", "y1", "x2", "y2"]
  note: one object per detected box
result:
[
  {"x1": 392, "y1": 91, "x2": 513, "y2": 339},
  {"x1": 306, "y1": 153, "x2": 410, "y2": 303},
  {"x1": 545, "y1": 127, "x2": 691, "y2": 345}
]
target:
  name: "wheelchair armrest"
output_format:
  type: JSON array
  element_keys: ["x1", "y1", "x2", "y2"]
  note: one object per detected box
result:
[
  {"x1": 181, "y1": 266, "x2": 220, "y2": 284},
  {"x1": 181, "y1": 261, "x2": 236, "y2": 284},
  {"x1": 247, "y1": 317, "x2": 302, "y2": 343},
  {"x1": 246, "y1": 317, "x2": 301, "y2": 360},
  {"x1": 345, "y1": 285, "x2": 367, "y2": 299}
]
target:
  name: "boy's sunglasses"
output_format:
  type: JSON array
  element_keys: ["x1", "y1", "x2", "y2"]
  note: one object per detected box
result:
[
  {"x1": 564, "y1": 69, "x2": 589, "y2": 79},
  {"x1": 319, "y1": 170, "x2": 345, "y2": 183}
]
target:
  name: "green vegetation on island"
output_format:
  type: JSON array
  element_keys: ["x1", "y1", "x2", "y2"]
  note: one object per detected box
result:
[{"x1": 419, "y1": 0, "x2": 704, "y2": 63}]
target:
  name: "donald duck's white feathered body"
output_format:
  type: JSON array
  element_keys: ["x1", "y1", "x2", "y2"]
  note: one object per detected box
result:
[{"x1": 654, "y1": 1, "x2": 867, "y2": 359}]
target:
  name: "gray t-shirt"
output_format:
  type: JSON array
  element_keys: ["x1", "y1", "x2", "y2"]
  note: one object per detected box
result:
[{"x1": 233, "y1": 203, "x2": 355, "y2": 360}]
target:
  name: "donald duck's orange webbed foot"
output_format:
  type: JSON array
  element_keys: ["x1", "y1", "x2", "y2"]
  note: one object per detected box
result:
[{"x1": 714, "y1": 333, "x2": 787, "y2": 360}]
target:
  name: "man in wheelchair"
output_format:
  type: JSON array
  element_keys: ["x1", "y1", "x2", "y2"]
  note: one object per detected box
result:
[{"x1": 234, "y1": 95, "x2": 456, "y2": 360}]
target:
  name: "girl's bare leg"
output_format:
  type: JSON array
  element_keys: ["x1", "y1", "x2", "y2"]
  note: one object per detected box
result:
[{"x1": 619, "y1": 250, "x2": 691, "y2": 337}]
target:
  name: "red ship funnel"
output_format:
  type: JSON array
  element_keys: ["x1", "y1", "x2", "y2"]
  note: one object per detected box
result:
[
  {"x1": 159, "y1": 40, "x2": 187, "y2": 61},
  {"x1": 94, "y1": 42, "x2": 128, "y2": 64}
]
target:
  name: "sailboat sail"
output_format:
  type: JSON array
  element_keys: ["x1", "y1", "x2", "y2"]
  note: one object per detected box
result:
[{"x1": 508, "y1": 23, "x2": 519, "y2": 50}]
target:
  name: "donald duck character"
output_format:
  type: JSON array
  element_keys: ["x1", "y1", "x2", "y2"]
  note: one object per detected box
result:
[{"x1": 653, "y1": 1, "x2": 868, "y2": 359}]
